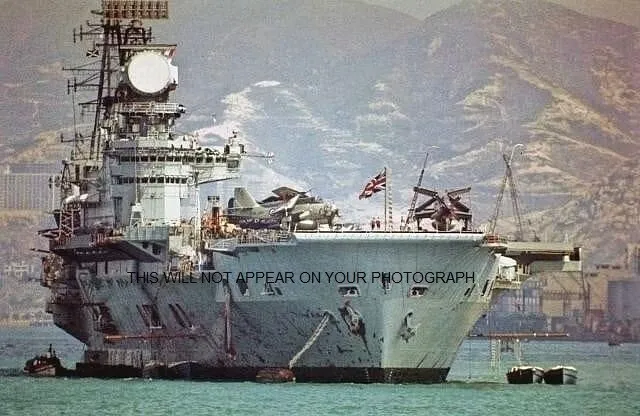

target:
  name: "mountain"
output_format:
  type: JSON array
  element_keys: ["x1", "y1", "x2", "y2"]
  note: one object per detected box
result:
[
  {"x1": 359, "y1": 0, "x2": 640, "y2": 28},
  {"x1": 384, "y1": 0, "x2": 639, "y2": 263},
  {"x1": 194, "y1": 0, "x2": 638, "y2": 265},
  {"x1": 1, "y1": 0, "x2": 640, "y2": 316},
  {"x1": 546, "y1": 0, "x2": 640, "y2": 28},
  {"x1": 358, "y1": 0, "x2": 462, "y2": 20}
]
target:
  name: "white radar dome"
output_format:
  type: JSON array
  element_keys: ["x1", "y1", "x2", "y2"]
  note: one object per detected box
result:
[{"x1": 126, "y1": 51, "x2": 173, "y2": 95}]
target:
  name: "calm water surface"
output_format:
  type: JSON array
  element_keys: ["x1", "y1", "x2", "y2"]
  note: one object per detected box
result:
[{"x1": 1, "y1": 327, "x2": 639, "y2": 415}]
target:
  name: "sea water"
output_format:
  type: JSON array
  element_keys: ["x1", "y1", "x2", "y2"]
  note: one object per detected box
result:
[{"x1": 1, "y1": 327, "x2": 639, "y2": 415}]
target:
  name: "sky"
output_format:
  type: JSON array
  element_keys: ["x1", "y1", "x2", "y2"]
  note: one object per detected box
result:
[{"x1": 361, "y1": 0, "x2": 640, "y2": 27}]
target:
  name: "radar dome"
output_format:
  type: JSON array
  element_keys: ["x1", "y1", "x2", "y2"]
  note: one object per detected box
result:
[{"x1": 126, "y1": 51, "x2": 173, "y2": 95}]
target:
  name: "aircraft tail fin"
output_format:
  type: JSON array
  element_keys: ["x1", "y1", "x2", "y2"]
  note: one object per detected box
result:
[{"x1": 233, "y1": 187, "x2": 261, "y2": 209}]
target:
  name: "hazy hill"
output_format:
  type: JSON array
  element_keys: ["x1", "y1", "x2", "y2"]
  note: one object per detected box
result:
[
  {"x1": 0, "y1": 0, "x2": 419, "y2": 160},
  {"x1": 1, "y1": 0, "x2": 639, "y2": 317},
  {"x1": 196, "y1": 0, "x2": 638, "y2": 265},
  {"x1": 390, "y1": 0, "x2": 639, "y2": 262},
  {"x1": 360, "y1": 0, "x2": 640, "y2": 28}
]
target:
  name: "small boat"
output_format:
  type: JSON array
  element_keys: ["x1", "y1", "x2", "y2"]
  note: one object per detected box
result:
[
  {"x1": 506, "y1": 365, "x2": 544, "y2": 384},
  {"x1": 543, "y1": 365, "x2": 577, "y2": 385},
  {"x1": 23, "y1": 344, "x2": 65, "y2": 377}
]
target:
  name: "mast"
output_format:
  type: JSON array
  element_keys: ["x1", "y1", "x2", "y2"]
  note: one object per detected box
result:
[{"x1": 62, "y1": 1, "x2": 168, "y2": 191}]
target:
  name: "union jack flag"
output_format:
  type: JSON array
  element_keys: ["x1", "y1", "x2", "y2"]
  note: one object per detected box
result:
[{"x1": 359, "y1": 169, "x2": 386, "y2": 199}]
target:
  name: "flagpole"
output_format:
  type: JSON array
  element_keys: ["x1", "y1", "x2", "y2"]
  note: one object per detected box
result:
[
  {"x1": 384, "y1": 167, "x2": 387, "y2": 231},
  {"x1": 389, "y1": 167, "x2": 393, "y2": 231},
  {"x1": 385, "y1": 167, "x2": 392, "y2": 231}
]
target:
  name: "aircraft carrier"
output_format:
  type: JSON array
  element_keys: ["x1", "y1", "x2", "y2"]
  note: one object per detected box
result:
[{"x1": 38, "y1": 0, "x2": 580, "y2": 383}]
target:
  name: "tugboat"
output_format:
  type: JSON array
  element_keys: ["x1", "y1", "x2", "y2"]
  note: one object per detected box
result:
[
  {"x1": 543, "y1": 366, "x2": 577, "y2": 385},
  {"x1": 23, "y1": 344, "x2": 66, "y2": 377},
  {"x1": 506, "y1": 365, "x2": 544, "y2": 384}
]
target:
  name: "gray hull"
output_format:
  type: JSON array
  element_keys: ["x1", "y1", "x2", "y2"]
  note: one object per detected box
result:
[{"x1": 48, "y1": 231, "x2": 501, "y2": 383}]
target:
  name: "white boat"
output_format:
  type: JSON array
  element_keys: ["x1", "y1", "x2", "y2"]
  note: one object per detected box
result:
[
  {"x1": 543, "y1": 365, "x2": 577, "y2": 385},
  {"x1": 506, "y1": 365, "x2": 543, "y2": 384}
]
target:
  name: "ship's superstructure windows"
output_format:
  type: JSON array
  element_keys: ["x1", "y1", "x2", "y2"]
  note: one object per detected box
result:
[{"x1": 112, "y1": 176, "x2": 194, "y2": 185}]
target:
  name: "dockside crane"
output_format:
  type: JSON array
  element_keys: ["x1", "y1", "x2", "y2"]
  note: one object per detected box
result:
[{"x1": 488, "y1": 144, "x2": 526, "y2": 240}]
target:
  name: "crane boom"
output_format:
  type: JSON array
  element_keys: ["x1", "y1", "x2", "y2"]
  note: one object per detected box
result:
[
  {"x1": 506, "y1": 154, "x2": 525, "y2": 240},
  {"x1": 488, "y1": 151, "x2": 525, "y2": 240},
  {"x1": 488, "y1": 167, "x2": 508, "y2": 235}
]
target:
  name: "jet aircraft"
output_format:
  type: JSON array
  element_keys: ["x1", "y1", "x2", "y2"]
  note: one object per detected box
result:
[{"x1": 225, "y1": 186, "x2": 340, "y2": 230}]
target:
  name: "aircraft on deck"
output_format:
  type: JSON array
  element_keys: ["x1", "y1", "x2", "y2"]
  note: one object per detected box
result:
[
  {"x1": 413, "y1": 187, "x2": 472, "y2": 232},
  {"x1": 225, "y1": 186, "x2": 340, "y2": 230}
]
